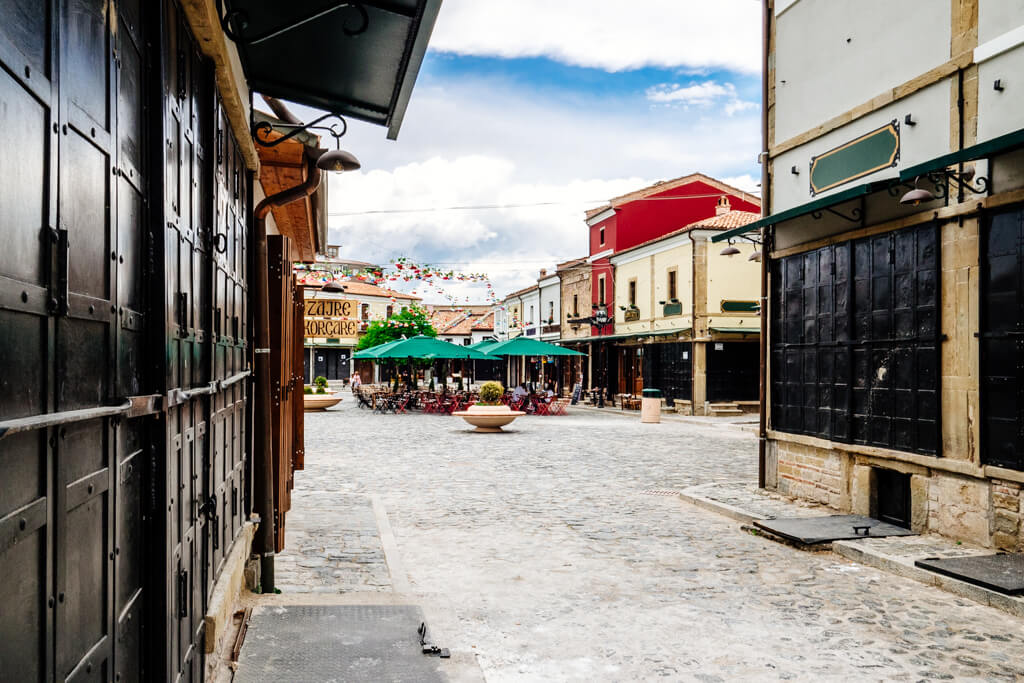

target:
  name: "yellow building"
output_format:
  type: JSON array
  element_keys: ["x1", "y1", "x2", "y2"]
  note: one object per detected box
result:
[{"x1": 609, "y1": 206, "x2": 762, "y2": 414}]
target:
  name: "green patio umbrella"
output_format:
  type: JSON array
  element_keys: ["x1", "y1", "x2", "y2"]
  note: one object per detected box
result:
[
  {"x1": 467, "y1": 339, "x2": 500, "y2": 352},
  {"x1": 373, "y1": 335, "x2": 492, "y2": 360},
  {"x1": 483, "y1": 337, "x2": 587, "y2": 357},
  {"x1": 351, "y1": 337, "x2": 406, "y2": 360}
]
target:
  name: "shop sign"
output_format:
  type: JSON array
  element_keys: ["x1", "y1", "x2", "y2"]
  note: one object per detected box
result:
[
  {"x1": 304, "y1": 318, "x2": 359, "y2": 338},
  {"x1": 809, "y1": 121, "x2": 899, "y2": 196},
  {"x1": 304, "y1": 298, "x2": 356, "y2": 317}
]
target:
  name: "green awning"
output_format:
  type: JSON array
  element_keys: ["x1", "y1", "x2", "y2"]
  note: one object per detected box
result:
[
  {"x1": 715, "y1": 126, "x2": 1024, "y2": 244},
  {"x1": 467, "y1": 339, "x2": 500, "y2": 352},
  {"x1": 371, "y1": 335, "x2": 492, "y2": 360},
  {"x1": 709, "y1": 326, "x2": 760, "y2": 334},
  {"x1": 711, "y1": 180, "x2": 892, "y2": 243},
  {"x1": 565, "y1": 329, "x2": 691, "y2": 344},
  {"x1": 899, "y1": 127, "x2": 1024, "y2": 181},
  {"x1": 484, "y1": 337, "x2": 586, "y2": 357},
  {"x1": 223, "y1": 0, "x2": 441, "y2": 139},
  {"x1": 351, "y1": 337, "x2": 407, "y2": 359}
]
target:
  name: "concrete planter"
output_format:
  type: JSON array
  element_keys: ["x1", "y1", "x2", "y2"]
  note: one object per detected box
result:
[
  {"x1": 453, "y1": 404, "x2": 525, "y2": 432},
  {"x1": 303, "y1": 394, "x2": 343, "y2": 411}
]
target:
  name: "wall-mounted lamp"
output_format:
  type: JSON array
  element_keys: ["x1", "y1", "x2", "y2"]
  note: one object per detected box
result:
[
  {"x1": 899, "y1": 176, "x2": 936, "y2": 206},
  {"x1": 253, "y1": 111, "x2": 362, "y2": 172},
  {"x1": 748, "y1": 250, "x2": 762, "y2": 262},
  {"x1": 320, "y1": 280, "x2": 347, "y2": 292},
  {"x1": 719, "y1": 244, "x2": 741, "y2": 256}
]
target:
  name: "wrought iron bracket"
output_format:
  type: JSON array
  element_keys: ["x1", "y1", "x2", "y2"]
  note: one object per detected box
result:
[
  {"x1": 220, "y1": 1, "x2": 369, "y2": 47},
  {"x1": 926, "y1": 169, "x2": 990, "y2": 196},
  {"x1": 252, "y1": 112, "x2": 348, "y2": 148},
  {"x1": 811, "y1": 205, "x2": 863, "y2": 223}
]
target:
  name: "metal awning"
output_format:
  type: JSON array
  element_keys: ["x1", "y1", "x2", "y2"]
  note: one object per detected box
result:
[
  {"x1": 222, "y1": 0, "x2": 441, "y2": 139},
  {"x1": 714, "y1": 126, "x2": 1024, "y2": 244}
]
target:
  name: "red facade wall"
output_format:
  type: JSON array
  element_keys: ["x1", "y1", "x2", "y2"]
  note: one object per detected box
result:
[{"x1": 586, "y1": 179, "x2": 760, "y2": 335}]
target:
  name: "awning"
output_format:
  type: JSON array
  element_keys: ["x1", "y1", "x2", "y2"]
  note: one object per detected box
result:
[
  {"x1": 714, "y1": 126, "x2": 1024, "y2": 244},
  {"x1": 709, "y1": 326, "x2": 760, "y2": 335},
  {"x1": 222, "y1": 1, "x2": 441, "y2": 139},
  {"x1": 567, "y1": 329, "x2": 691, "y2": 344}
]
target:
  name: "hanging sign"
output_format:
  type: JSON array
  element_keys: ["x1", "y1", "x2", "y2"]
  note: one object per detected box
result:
[
  {"x1": 304, "y1": 298, "x2": 356, "y2": 318},
  {"x1": 304, "y1": 318, "x2": 359, "y2": 338}
]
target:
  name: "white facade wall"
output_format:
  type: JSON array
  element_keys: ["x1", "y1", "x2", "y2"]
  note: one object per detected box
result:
[{"x1": 538, "y1": 275, "x2": 560, "y2": 340}]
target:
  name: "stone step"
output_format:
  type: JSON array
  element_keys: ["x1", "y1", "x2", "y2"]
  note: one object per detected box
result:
[{"x1": 710, "y1": 408, "x2": 744, "y2": 415}]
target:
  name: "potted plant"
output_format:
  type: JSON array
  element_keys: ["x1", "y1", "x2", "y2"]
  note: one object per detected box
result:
[
  {"x1": 304, "y1": 375, "x2": 342, "y2": 411},
  {"x1": 453, "y1": 381, "x2": 525, "y2": 432}
]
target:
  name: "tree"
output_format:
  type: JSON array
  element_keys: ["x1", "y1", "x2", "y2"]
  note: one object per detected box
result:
[{"x1": 355, "y1": 304, "x2": 437, "y2": 350}]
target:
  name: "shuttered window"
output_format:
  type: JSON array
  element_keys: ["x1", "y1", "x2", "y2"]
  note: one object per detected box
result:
[{"x1": 770, "y1": 223, "x2": 940, "y2": 455}]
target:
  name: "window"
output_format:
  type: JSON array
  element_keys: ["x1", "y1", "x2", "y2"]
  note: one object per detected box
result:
[
  {"x1": 668, "y1": 269, "x2": 677, "y2": 301},
  {"x1": 360, "y1": 303, "x2": 370, "y2": 321},
  {"x1": 572, "y1": 294, "x2": 579, "y2": 317},
  {"x1": 599, "y1": 226, "x2": 605, "y2": 246},
  {"x1": 529, "y1": 305, "x2": 534, "y2": 324},
  {"x1": 770, "y1": 223, "x2": 939, "y2": 455},
  {"x1": 463, "y1": 338, "x2": 471, "y2": 346},
  {"x1": 386, "y1": 304, "x2": 393, "y2": 318},
  {"x1": 548, "y1": 301, "x2": 554, "y2": 323},
  {"x1": 628, "y1": 279, "x2": 637, "y2": 307},
  {"x1": 598, "y1": 275, "x2": 606, "y2": 305}
]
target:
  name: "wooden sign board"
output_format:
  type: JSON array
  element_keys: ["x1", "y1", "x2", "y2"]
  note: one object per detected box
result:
[
  {"x1": 304, "y1": 298, "x2": 359, "y2": 338},
  {"x1": 304, "y1": 298, "x2": 357, "y2": 318},
  {"x1": 304, "y1": 318, "x2": 360, "y2": 338}
]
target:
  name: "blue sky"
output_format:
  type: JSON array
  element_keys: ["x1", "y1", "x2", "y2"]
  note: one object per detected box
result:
[{"x1": 317, "y1": 0, "x2": 764, "y2": 302}]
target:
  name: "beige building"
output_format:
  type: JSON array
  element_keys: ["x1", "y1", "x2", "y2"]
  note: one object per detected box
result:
[
  {"x1": 610, "y1": 203, "x2": 762, "y2": 414},
  {"x1": 713, "y1": 1, "x2": 1024, "y2": 548}
]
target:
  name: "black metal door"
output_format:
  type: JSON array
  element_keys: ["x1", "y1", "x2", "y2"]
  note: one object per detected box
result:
[
  {"x1": 706, "y1": 342, "x2": 759, "y2": 402},
  {"x1": 642, "y1": 342, "x2": 692, "y2": 403},
  {"x1": 981, "y1": 207, "x2": 1024, "y2": 469}
]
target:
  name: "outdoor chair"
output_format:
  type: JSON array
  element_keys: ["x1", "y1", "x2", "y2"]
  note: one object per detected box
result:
[
  {"x1": 356, "y1": 390, "x2": 373, "y2": 409},
  {"x1": 548, "y1": 399, "x2": 568, "y2": 416},
  {"x1": 534, "y1": 399, "x2": 551, "y2": 416},
  {"x1": 394, "y1": 395, "x2": 410, "y2": 414}
]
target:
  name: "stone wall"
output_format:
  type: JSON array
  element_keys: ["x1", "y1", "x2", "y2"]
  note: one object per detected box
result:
[
  {"x1": 992, "y1": 479, "x2": 1022, "y2": 551},
  {"x1": 773, "y1": 439, "x2": 844, "y2": 508}
]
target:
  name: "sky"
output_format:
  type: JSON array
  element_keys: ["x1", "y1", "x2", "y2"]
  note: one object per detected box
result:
[{"x1": 299, "y1": 0, "x2": 764, "y2": 304}]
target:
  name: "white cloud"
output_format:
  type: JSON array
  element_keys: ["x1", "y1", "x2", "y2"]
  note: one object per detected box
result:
[
  {"x1": 646, "y1": 80, "x2": 758, "y2": 117},
  {"x1": 327, "y1": 156, "x2": 650, "y2": 300},
  {"x1": 430, "y1": 0, "x2": 762, "y2": 74},
  {"x1": 721, "y1": 174, "x2": 762, "y2": 195},
  {"x1": 647, "y1": 81, "x2": 736, "y2": 105}
]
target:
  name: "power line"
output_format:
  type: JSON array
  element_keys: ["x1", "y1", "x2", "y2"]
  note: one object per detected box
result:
[{"x1": 326, "y1": 191, "x2": 759, "y2": 217}]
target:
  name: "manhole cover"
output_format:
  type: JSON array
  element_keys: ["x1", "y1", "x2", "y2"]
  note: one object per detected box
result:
[
  {"x1": 235, "y1": 605, "x2": 447, "y2": 683},
  {"x1": 754, "y1": 515, "x2": 916, "y2": 544}
]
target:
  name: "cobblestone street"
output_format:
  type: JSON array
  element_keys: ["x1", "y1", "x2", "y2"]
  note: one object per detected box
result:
[{"x1": 276, "y1": 400, "x2": 1024, "y2": 681}]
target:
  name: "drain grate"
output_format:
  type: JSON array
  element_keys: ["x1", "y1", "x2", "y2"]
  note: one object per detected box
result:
[{"x1": 641, "y1": 489, "x2": 680, "y2": 496}]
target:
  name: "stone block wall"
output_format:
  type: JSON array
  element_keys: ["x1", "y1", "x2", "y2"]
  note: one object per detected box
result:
[
  {"x1": 992, "y1": 479, "x2": 1022, "y2": 551},
  {"x1": 773, "y1": 439, "x2": 843, "y2": 508}
]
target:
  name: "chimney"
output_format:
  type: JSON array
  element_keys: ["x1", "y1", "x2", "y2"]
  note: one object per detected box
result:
[
  {"x1": 539, "y1": 268, "x2": 547, "y2": 278},
  {"x1": 715, "y1": 196, "x2": 731, "y2": 215}
]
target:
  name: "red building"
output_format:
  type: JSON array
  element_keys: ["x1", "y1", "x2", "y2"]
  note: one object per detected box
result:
[{"x1": 584, "y1": 174, "x2": 761, "y2": 334}]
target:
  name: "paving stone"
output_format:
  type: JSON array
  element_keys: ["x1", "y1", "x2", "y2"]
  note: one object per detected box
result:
[{"x1": 283, "y1": 399, "x2": 1024, "y2": 681}]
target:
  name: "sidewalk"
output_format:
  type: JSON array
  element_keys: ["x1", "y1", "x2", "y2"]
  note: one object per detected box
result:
[
  {"x1": 680, "y1": 481, "x2": 1024, "y2": 619},
  {"x1": 572, "y1": 402, "x2": 760, "y2": 431}
]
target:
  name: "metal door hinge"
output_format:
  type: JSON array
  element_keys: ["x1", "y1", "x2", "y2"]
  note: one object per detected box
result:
[{"x1": 178, "y1": 569, "x2": 188, "y2": 617}]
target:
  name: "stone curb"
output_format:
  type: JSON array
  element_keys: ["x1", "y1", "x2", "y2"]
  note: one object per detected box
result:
[
  {"x1": 679, "y1": 488, "x2": 1024, "y2": 620},
  {"x1": 831, "y1": 540, "x2": 1024, "y2": 619},
  {"x1": 573, "y1": 404, "x2": 759, "y2": 430}
]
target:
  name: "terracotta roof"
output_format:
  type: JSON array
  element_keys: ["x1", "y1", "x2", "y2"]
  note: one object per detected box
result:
[
  {"x1": 299, "y1": 279, "x2": 420, "y2": 300},
  {"x1": 584, "y1": 173, "x2": 761, "y2": 220},
  {"x1": 427, "y1": 309, "x2": 464, "y2": 330},
  {"x1": 503, "y1": 284, "x2": 539, "y2": 300},
  {"x1": 556, "y1": 257, "x2": 587, "y2": 271},
  {"x1": 613, "y1": 210, "x2": 762, "y2": 258},
  {"x1": 471, "y1": 310, "x2": 495, "y2": 330},
  {"x1": 443, "y1": 315, "x2": 481, "y2": 335}
]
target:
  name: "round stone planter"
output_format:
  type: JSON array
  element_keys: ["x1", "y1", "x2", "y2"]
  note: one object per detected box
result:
[
  {"x1": 303, "y1": 394, "x2": 343, "y2": 411},
  {"x1": 453, "y1": 404, "x2": 525, "y2": 432}
]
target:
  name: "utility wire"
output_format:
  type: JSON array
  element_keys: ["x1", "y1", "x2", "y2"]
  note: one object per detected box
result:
[{"x1": 327, "y1": 191, "x2": 759, "y2": 217}]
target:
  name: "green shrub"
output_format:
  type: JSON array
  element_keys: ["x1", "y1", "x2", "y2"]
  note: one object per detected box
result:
[
  {"x1": 303, "y1": 386, "x2": 314, "y2": 395},
  {"x1": 314, "y1": 375, "x2": 328, "y2": 389},
  {"x1": 478, "y1": 381, "x2": 504, "y2": 405},
  {"x1": 316, "y1": 386, "x2": 327, "y2": 394}
]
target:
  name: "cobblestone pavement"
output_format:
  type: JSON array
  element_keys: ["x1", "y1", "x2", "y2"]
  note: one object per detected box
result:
[{"x1": 281, "y1": 399, "x2": 1024, "y2": 681}]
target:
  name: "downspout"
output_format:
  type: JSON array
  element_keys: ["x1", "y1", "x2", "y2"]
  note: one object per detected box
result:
[
  {"x1": 253, "y1": 152, "x2": 323, "y2": 593},
  {"x1": 689, "y1": 232, "x2": 697, "y2": 416},
  {"x1": 758, "y1": 0, "x2": 772, "y2": 489}
]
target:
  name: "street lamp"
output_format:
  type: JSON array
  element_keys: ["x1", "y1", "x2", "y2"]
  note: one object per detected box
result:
[{"x1": 592, "y1": 303, "x2": 612, "y2": 408}]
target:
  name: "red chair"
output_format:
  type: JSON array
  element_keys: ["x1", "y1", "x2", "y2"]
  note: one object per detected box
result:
[
  {"x1": 394, "y1": 395, "x2": 410, "y2": 414},
  {"x1": 534, "y1": 400, "x2": 551, "y2": 416},
  {"x1": 548, "y1": 399, "x2": 568, "y2": 416}
]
